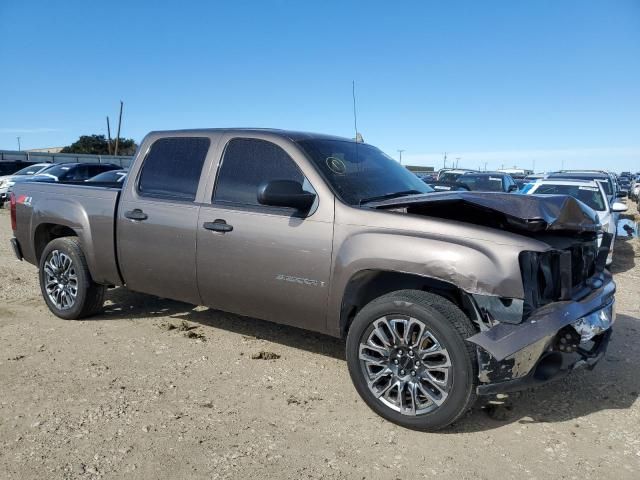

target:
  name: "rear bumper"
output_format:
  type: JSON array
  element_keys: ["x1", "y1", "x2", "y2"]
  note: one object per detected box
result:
[
  {"x1": 470, "y1": 275, "x2": 616, "y2": 395},
  {"x1": 10, "y1": 237, "x2": 23, "y2": 261}
]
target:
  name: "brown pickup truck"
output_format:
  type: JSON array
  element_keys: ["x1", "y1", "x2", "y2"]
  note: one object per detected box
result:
[{"x1": 8, "y1": 129, "x2": 616, "y2": 430}]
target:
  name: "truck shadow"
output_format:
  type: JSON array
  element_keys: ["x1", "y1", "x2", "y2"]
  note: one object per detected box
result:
[
  {"x1": 608, "y1": 237, "x2": 637, "y2": 275},
  {"x1": 448, "y1": 313, "x2": 640, "y2": 433},
  {"x1": 100, "y1": 288, "x2": 639, "y2": 431},
  {"x1": 100, "y1": 287, "x2": 346, "y2": 361}
]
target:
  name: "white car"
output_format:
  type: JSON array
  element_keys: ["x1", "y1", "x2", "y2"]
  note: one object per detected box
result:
[
  {"x1": 525, "y1": 179, "x2": 628, "y2": 265},
  {"x1": 0, "y1": 163, "x2": 54, "y2": 205}
]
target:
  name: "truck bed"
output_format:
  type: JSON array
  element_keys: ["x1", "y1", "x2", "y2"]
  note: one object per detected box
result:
[{"x1": 12, "y1": 181, "x2": 123, "y2": 286}]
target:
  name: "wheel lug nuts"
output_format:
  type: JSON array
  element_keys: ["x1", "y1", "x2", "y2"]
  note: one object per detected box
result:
[
  {"x1": 400, "y1": 369, "x2": 406, "y2": 375},
  {"x1": 411, "y1": 370, "x2": 416, "y2": 376},
  {"x1": 415, "y1": 361, "x2": 420, "y2": 366},
  {"x1": 393, "y1": 359, "x2": 399, "y2": 365}
]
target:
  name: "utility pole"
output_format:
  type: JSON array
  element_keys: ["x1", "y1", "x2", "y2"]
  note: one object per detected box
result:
[
  {"x1": 16, "y1": 137, "x2": 21, "y2": 151},
  {"x1": 114, "y1": 100, "x2": 123, "y2": 156},
  {"x1": 455, "y1": 157, "x2": 461, "y2": 168},
  {"x1": 106, "y1": 116, "x2": 113, "y2": 155},
  {"x1": 443, "y1": 152, "x2": 447, "y2": 169},
  {"x1": 484, "y1": 161, "x2": 488, "y2": 171},
  {"x1": 397, "y1": 149, "x2": 405, "y2": 165}
]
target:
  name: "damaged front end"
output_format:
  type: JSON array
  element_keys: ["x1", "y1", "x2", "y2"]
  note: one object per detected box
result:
[
  {"x1": 368, "y1": 191, "x2": 617, "y2": 394},
  {"x1": 468, "y1": 232, "x2": 616, "y2": 395}
]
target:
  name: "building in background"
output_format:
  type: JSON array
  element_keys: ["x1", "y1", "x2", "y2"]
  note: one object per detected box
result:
[{"x1": 26, "y1": 147, "x2": 64, "y2": 153}]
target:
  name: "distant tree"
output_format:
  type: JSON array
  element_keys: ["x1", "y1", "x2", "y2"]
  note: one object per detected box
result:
[{"x1": 61, "y1": 134, "x2": 138, "y2": 156}]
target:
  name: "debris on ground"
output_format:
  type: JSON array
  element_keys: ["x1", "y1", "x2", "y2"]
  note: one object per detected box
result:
[
  {"x1": 287, "y1": 395, "x2": 306, "y2": 406},
  {"x1": 184, "y1": 330, "x2": 206, "y2": 341},
  {"x1": 251, "y1": 351, "x2": 280, "y2": 360}
]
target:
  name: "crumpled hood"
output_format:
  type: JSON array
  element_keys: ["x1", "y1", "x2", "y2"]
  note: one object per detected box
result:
[{"x1": 367, "y1": 191, "x2": 601, "y2": 234}]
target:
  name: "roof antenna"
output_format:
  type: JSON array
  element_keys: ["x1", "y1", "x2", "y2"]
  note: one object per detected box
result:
[{"x1": 352, "y1": 80, "x2": 363, "y2": 143}]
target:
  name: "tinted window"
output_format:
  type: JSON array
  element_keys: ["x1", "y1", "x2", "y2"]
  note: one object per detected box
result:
[
  {"x1": 439, "y1": 172, "x2": 464, "y2": 183},
  {"x1": 138, "y1": 137, "x2": 210, "y2": 201},
  {"x1": 214, "y1": 138, "x2": 309, "y2": 207},
  {"x1": 297, "y1": 139, "x2": 431, "y2": 205},
  {"x1": 63, "y1": 165, "x2": 90, "y2": 180}
]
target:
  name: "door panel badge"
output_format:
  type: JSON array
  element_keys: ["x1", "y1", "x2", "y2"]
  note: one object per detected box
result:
[{"x1": 275, "y1": 274, "x2": 325, "y2": 288}]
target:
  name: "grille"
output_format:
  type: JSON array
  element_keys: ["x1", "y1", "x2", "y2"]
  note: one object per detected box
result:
[{"x1": 520, "y1": 235, "x2": 607, "y2": 319}]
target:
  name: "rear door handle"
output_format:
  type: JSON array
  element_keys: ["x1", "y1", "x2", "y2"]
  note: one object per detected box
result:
[
  {"x1": 124, "y1": 209, "x2": 148, "y2": 221},
  {"x1": 203, "y1": 219, "x2": 233, "y2": 233}
]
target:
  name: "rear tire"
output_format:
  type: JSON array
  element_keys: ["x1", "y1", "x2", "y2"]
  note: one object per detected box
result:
[
  {"x1": 39, "y1": 237, "x2": 105, "y2": 319},
  {"x1": 346, "y1": 290, "x2": 478, "y2": 431}
]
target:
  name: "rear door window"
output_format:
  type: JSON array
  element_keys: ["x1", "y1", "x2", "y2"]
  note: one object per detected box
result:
[{"x1": 138, "y1": 137, "x2": 210, "y2": 201}]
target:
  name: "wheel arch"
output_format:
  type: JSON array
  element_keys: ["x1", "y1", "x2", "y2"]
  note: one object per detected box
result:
[
  {"x1": 34, "y1": 223, "x2": 78, "y2": 264},
  {"x1": 338, "y1": 269, "x2": 480, "y2": 338}
]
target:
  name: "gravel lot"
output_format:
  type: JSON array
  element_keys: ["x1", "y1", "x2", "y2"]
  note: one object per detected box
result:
[{"x1": 1, "y1": 206, "x2": 639, "y2": 479}]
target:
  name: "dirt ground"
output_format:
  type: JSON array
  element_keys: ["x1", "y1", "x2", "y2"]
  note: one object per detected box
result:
[{"x1": 1, "y1": 206, "x2": 639, "y2": 480}]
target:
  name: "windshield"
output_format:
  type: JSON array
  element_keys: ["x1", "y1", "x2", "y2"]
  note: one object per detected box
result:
[
  {"x1": 457, "y1": 174, "x2": 503, "y2": 192},
  {"x1": 88, "y1": 170, "x2": 127, "y2": 182},
  {"x1": 36, "y1": 164, "x2": 72, "y2": 180},
  {"x1": 531, "y1": 184, "x2": 606, "y2": 211},
  {"x1": 12, "y1": 164, "x2": 51, "y2": 176},
  {"x1": 296, "y1": 139, "x2": 432, "y2": 205}
]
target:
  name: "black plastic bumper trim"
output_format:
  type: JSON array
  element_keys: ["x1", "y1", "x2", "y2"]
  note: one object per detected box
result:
[{"x1": 10, "y1": 237, "x2": 23, "y2": 261}]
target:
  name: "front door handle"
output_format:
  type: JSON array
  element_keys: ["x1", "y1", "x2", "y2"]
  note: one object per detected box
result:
[
  {"x1": 203, "y1": 219, "x2": 233, "y2": 233},
  {"x1": 124, "y1": 209, "x2": 148, "y2": 221}
]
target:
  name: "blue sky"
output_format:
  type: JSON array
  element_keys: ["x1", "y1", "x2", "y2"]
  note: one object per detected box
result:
[{"x1": 1, "y1": 0, "x2": 638, "y2": 172}]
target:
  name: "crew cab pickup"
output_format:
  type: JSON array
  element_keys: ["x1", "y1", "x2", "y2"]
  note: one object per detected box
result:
[{"x1": 9, "y1": 129, "x2": 616, "y2": 430}]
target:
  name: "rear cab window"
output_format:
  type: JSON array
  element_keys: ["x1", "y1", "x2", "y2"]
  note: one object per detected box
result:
[{"x1": 137, "y1": 137, "x2": 210, "y2": 201}]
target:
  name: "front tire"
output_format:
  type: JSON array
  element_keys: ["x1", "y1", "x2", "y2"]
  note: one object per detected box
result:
[
  {"x1": 39, "y1": 237, "x2": 106, "y2": 319},
  {"x1": 346, "y1": 290, "x2": 478, "y2": 431}
]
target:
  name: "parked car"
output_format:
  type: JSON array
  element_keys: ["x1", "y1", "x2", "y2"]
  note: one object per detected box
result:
[
  {"x1": 547, "y1": 171, "x2": 619, "y2": 204},
  {"x1": 424, "y1": 180, "x2": 470, "y2": 192},
  {"x1": 9, "y1": 129, "x2": 616, "y2": 431},
  {"x1": 437, "y1": 168, "x2": 476, "y2": 182},
  {"x1": 456, "y1": 172, "x2": 518, "y2": 192},
  {"x1": 525, "y1": 178, "x2": 627, "y2": 265},
  {"x1": 617, "y1": 177, "x2": 631, "y2": 197},
  {"x1": 630, "y1": 177, "x2": 640, "y2": 202},
  {"x1": 0, "y1": 162, "x2": 53, "y2": 206},
  {"x1": 85, "y1": 169, "x2": 128, "y2": 184},
  {"x1": 0, "y1": 160, "x2": 40, "y2": 176}
]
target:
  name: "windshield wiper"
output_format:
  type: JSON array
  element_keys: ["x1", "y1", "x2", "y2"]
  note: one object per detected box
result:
[{"x1": 359, "y1": 190, "x2": 424, "y2": 205}]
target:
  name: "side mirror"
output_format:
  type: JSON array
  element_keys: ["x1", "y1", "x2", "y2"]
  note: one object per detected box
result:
[
  {"x1": 616, "y1": 191, "x2": 627, "y2": 198},
  {"x1": 508, "y1": 184, "x2": 518, "y2": 192},
  {"x1": 257, "y1": 180, "x2": 316, "y2": 211},
  {"x1": 611, "y1": 201, "x2": 628, "y2": 213}
]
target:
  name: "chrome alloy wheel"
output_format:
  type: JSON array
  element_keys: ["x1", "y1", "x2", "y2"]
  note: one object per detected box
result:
[
  {"x1": 358, "y1": 316, "x2": 452, "y2": 415},
  {"x1": 44, "y1": 250, "x2": 78, "y2": 310}
]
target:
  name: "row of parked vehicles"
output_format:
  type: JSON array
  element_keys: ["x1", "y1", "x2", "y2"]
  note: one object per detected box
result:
[
  {"x1": 1, "y1": 131, "x2": 631, "y2": 430},
  {"x1": 416, "y1": 167, "x2": 636, "y2": 265},
  {"x1": 0, "y1": 162, "x2": 128, "y2": 206}
]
